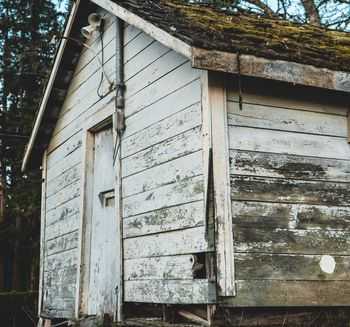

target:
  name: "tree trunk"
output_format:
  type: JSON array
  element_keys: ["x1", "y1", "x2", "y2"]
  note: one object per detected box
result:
[{"x1": 301, "y1": 0, "x2": 321, "y2": 26}]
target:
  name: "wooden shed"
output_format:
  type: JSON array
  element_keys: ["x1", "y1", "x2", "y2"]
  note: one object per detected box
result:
[{"x1": 22, "y1": 0, "x2": 350, "y2": 325}]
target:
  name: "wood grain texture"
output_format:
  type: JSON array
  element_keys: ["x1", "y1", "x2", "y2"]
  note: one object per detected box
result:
[
  {"x1": 122, "y1": 127, "x2": 202, "y2": 178},
  {"x1": 123, "y1": 201, "x2": 205, "y2": 238},
  {"x1": 232, "y1": 201, "x2": 350, "y2": 230},
  {"x1": 122, "y1": 103, "x2": 201, "y2": 158},
  {"x1": 124, "y1": 255, "x2": 195, "y2": 280},
  {"x1": 46, "y1": 230, "x2": 79, "y2": 257},
  {"x1": 229, "y1": 126, "x2": 350, "y2": 160},
  {"x1": 234, "y1": 226, "x2": 350, "y2": 255},
  {"x1": 46, "y1": 180, "x2": 80, "y2": 212},
  {"x1": 123, "y1": 175, "x2": 204, "y2": 218},
  {"x1": 235, "y1": 253, "x2": 350, "y2": 281},
  {"x1": 46, "y1": 197, "x2": 80, "y2": 227},
  {"x1": 46, "y1": 213, "x2": 80, "y2": 241},
  {"x1": 125, "y1": 61, "x2": 200, "y2": 118},
  {"x1": 123, "y1": 78, "x2": 201, "y2": 139},
  {"x1": 223, "y1": 280, "x2": 350, "y2": 306},
  {"x1": 124, "y1": 280, "x2": 215, "y2": 304},
  {"x1": 124, "y1": 227, "x2": 209, "y2": 259},
  {"x1": 231, "y1": 175, "x2": 350, "y2": 206},
  {"x1": 230, "y1": 150, "x2": 350, "y2": 183},
  {"x1": 227, "y1": 101, "x2": 347, "y2": 137},
  {"x1": 123, "y1": 151, "x2": 203, "y2": 198},
  {"x1": 209, "y1": 73, "x2": 235, "y2": 296},
  {"x1": 226, "y1": 76, "x2": 348, "y2": 116},
  {"x1": 46, "y1": 164, "x2": 81, "y2": 198}
]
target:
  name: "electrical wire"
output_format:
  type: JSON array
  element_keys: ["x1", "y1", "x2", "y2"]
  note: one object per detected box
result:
[
  {"x1": 97, "y1": 29, "x2": 106, "y2": 98},
  {"x1": 53, "y1": 36, "x2": 113, "y2": 88}
]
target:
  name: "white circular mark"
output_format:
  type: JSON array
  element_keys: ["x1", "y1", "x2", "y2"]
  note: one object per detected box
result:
[{"x1": 319, "y1": 255, "x2": 336, "y2": 274}]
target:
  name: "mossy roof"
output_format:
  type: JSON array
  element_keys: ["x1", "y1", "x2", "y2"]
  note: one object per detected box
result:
[{"x1": 115, "y1": 0, "x2": 350, "y2": 72}]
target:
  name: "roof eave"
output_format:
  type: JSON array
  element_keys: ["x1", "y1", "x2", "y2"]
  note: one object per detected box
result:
[
  {"x1": 90, "y1": 0, "x2": 192, "y2": 59},
  {"x1": 192, "y1": 48, "x2": 350, "y2": 93},
  {"x1": 23, "y1": 0, "x2": 350, "y2": 171},
  {"x1": 22, "y1": 0, "x2": 81, "y2": 172}
]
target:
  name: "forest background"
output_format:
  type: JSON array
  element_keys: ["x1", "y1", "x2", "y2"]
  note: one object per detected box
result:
[{"x1": 0, "y1": 0, "x2": 349, "y2": 325}]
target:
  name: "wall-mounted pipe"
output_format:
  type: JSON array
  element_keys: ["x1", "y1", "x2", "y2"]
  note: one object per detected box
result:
[{"x1": 115, "y1": 17, "x2": 125, "y2": 135}]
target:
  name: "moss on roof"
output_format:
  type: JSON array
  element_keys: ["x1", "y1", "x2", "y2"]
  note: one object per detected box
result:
[{"x1": 116, "y1": 0, "x2": 350, "y2": 72}]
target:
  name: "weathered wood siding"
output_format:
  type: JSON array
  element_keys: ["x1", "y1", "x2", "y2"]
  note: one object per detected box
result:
[
  {"x1": 41, "y1": 13, "x2": 213, "y2": 317},
  {"x1": 225, "y1": 77, "x2": 350, "y2": 306},
  {"x1": 121, "y1": 27, "x2": 214, "y2": 303},
  {"x1": 42, "y1": 10, "x2": 117, "y2": 318}
]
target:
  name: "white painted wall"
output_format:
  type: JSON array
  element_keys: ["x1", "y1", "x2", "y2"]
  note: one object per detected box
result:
[{"x1": 40, "y1": 11, "x2": 214, "y2": 318}]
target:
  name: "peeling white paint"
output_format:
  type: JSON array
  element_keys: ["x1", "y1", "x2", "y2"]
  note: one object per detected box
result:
[{"x1": 320, "y1": 255, "x2": 336, "y2": 274}]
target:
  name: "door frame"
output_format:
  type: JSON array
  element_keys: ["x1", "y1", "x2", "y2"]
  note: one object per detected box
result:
[{"x1": 75, "y1": 115, "x2": 123, "y2": 319}]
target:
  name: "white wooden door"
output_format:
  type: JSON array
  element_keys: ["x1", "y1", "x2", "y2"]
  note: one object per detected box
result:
[{"x1": 88, "y1": 127, "x2": 118, "y2": 316}]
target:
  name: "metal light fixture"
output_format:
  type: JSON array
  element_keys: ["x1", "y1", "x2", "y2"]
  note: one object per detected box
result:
[{"x1": 81, "y1": 13, "x2": 103, "y2": 40}]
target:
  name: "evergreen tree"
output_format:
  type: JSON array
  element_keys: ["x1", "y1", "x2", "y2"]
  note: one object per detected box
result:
[{"x1": 0, "y1": 0, "x2": 65, "y2": 292}]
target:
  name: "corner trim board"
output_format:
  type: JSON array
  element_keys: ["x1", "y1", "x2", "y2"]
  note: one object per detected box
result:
[
  {"x1": 209, "y1": 72, "x2": 236, "y2": 297},
  {"x1": 38, "y1": 150, "x2": 48, "y2": 316}
]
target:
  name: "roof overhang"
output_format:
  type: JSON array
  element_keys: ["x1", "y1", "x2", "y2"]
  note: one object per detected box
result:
[{"x1": 22, "y1": 0, "x2": 350, "y2": 171}]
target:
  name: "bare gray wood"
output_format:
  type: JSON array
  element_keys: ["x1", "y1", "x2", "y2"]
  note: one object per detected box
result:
[
  {"x1": 230, "y1": 150, "x2": 350, "y2": 183},
  {"x1": 231, "y1": 175, "x2": 350, "y2": 206},
  {"x1": 232, "y1": 200, "x2": 350, "y2": 231},
  {"x1": 235, "y1": 253, "x2": 350, "y2": 281},
  {"x1": 234, "y1": 226, "x2": 350, "y2": 255},
  {"x1": 222, "y1": 280, "x2": 350, "y2": 306}
]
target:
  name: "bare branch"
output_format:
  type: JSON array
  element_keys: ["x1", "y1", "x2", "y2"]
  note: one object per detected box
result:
[
  {"x1": 244, "y1": 0, "x2": 277, "y2": 17},
  {"x1": 300, "y1": 0, "x2": 321, "y2": 26}
]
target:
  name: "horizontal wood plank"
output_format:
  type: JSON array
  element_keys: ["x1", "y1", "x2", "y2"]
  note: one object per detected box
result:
[
  {"x1": 46, "y1": 197, "x2": 80, "y2": 227},
  {"x1": 235, "y1": 253, "x2": 350, "y2": 281},
  {"x1": 231, "y1": 175, "x2": 350, "y2": 206},
  {"x1": 46, "y1": 164, "x2": 81, "y2": 198},
  {"x1": 123, "y1": 151, "x2": 203, "y2": 198},
  {"x1": 123, "y1": 175, "x2": 204, "y2": 218},
  {"x1": 124, "y1": 78, "x2": 201, "y2": 139},
  {"x1": 229, "y1": 126, "x2": 350, "y2": 160},
  {"x1": 45, "y1": 213, "x2": 80, "y2": 241},
  {"x1": 124, "y1": 255, "x2": 195, "y2": 281},
  {"x1": 47, "y1": 132, "x2": 83, "y2": 168},
  {"x1": 124, "y1": 39, "x2": 169, "y2": 82},
  {"x1": 124, "y1": 226, "x2": 209, "y2": 259},
  {"x1": 45, "y1": 248, "x2": 78, "y2": 272},
  {"x1": 232, "y1": 201, "x2": 350, "y2": 230},
  {"x1": 123, "y1": 201, "x2": 204, "y2": 238},
  {"x1": 125, "y1": 61, "x2": 200, "y2": 118},
  {"x1": 230, "y1": 150, "x2": 350, "y2": 182},
  {"x1": 46, "y1": 230, "x2": 79, "y2": 256},
  {"x1": 126, "y1": 50, "x2": 187, "y2": 98},
  {"x1": 122, "y1": 127, "x2": 202, "y2": 178},
  {"x1": 122, "y1": 103, "x2": 201, "y2": 158},
  {"x1": 227, "y1": 101, "x2": 347, "y2": 137},
  {"x1": 223, "y1": 280, "x2": 350, "y2": 306},
  {"x1": 226, "y1": 77, "x2": 348, "y2": 116},
  {"x1": 234, "y1": 226, "x2": 350, "y2": 255},
  {"x1": 124, "y1": 280, "x2": 215, "y2": 304},
  {"x1": 46, "y1": 146, "x2": 82, "y2": 182},
  {"x1": 46, "y1": 179, "x2": 80, "y2": 211}
]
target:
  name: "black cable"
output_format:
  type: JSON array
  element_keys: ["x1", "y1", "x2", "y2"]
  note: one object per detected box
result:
[{"x1": 97, "y1": 30, "x2": 105, "y2": 99}]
